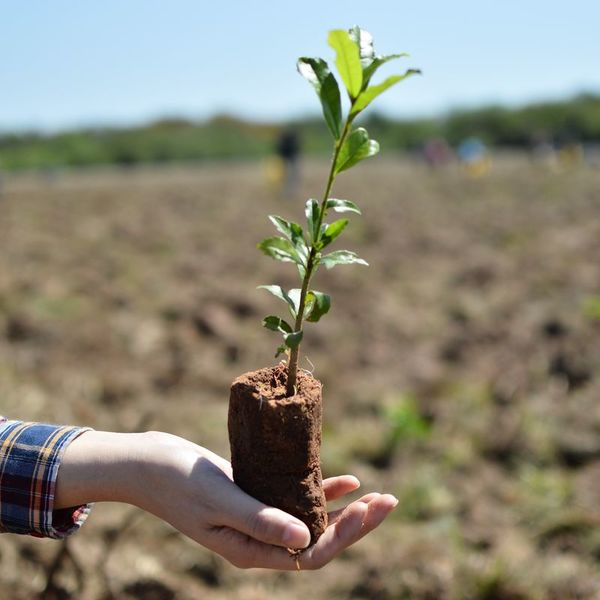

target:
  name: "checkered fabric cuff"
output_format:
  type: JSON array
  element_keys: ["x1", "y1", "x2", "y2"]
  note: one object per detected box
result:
[{"x1": 0, "y1": 418, "x2": 93, "y2": 538}]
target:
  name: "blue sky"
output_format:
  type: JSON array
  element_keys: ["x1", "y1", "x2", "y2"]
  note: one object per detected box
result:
[{"x1": 1, "y1": 1, "x2": 599, "y2": 132}]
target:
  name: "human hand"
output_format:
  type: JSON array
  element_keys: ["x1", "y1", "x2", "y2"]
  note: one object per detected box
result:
[{"x1": 56, "y1": 430, "x2": 398, "y2": 570}]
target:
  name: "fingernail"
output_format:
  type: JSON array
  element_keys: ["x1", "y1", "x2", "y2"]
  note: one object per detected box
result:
[
  {"x1": 391, "y1": 496, "x2": 399, "y2": 508},
  {"x1": 283, "y1": 522, "x2": 310, "y2": 549}
]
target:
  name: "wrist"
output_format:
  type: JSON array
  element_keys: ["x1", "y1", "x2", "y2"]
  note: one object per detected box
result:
[{"x1": 55, "y1": 430, "x2": 149, "y2": 509}]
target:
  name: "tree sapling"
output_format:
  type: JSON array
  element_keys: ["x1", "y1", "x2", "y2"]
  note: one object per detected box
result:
[{"x1": 228, "y1": 26, "x2": 419, "y2": 546}]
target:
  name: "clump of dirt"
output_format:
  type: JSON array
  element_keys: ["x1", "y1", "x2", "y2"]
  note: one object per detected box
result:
[{"x1": 228, "y1": 364, "x2": 327, "y2": 544}]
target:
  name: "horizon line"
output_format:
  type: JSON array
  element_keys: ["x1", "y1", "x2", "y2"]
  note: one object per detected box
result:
[{"x1": 1, "y1": 88, "x2": 598, "y2": 137}]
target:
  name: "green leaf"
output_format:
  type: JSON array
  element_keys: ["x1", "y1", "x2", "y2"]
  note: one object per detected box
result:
[
  {"x1": 334, "y1": 127, "x2": 379, "y2": 173},
  {"x1": 352, "y1": 70, "x2": 421, "y2": 115},
  {"x1": 284, "y1": 330, "x2": 303, "y2": 349},
  {"x1": 320, "y1": 250, "x2": 369, "y2": 269},
  {"x1": 305, "y1": 291, "x2": 331, "y2": 322},
  {"x1": 257, "y1": 236, "x2": 303, "y2": 265},
  {"x1": 349, "y1": 26, "x2": 375, "y2": 67},
  {"x1": 287, "y1": 288, "x2": 302, "y2": 317},
  {"x1": 328, "y1": 29, "x2": 363, "y2": 98},
  {"x1": 362, "y1": 54, "x2": 410, "y2": 86},
  {"x1": 275, "y1": 344, "x2": 288, "y2": 358},
  {"x1": 262, "y1": 315, "x2": 293, "y2": 334},
  {"x1": 257, "y1": 285, "x2": 296, "y2": 316},
  {"x1": 319, "y1": 218, "x2": 348, "y2": 249},
  {"x1": 268, "y1": 216, "x2": 308, "y2": 264},
  {"x1": 268, "y1": 215, "x2": 304, "y2": 245},
  {"x1": 305, "y1": 199, "x2": 321, "y2": 243},
  {"x1": 297, "y1": 58, "x2": 342, "y2": 139},
  {"x1": 326, "y1": 198, "x2": 361, "y2": 215},
  {"x1": 296, "y1": 262, "x2": 306, "y2": 280}
]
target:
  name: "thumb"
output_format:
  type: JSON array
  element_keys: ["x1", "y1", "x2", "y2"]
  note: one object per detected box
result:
[
  {"x1": 218, "y1": 484, "x2": 311, "y2": 549},
  {"x1": 244, "y1": 506, "x2": 311, "y2": 549}
]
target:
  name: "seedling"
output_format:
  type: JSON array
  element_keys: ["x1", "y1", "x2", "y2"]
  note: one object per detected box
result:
[
  {"x1": 258, "y1": 26, "x2": 419, "y2": 396},
  {"x1": 229, "y1": 26, "x2": 420, "y2": 545}
]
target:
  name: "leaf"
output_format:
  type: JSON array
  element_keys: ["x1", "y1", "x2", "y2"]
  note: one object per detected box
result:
[
  {"x1": 257, "y1": 285, "x2": 296, "y2": 316},
  {"x1": 349, "y1": 26, "x2": 375, "y2": 67},
  {"x1": 352, "y1": 70, "x2": 421, "y2": 114},
  {"x1": 305, "y1": 199, "x2": 321, "y2": 243},
  {"x1": 319, "y1": 218, "x2": 348, "y2": 249},
  {"x1": 262, "y1": 315, "x2": 293, "y2": 334},
  {"x1": 326, "y1": 198, "x2": 361, "y2": 215},
  {"x1": 275, "y1": 344, "x2": 288, "y2": 358},
  {"x1": 297, "y1": 58, "x2": 342, "y2": 139},
  {"x1": 284, "y1": 330, "x2": 303, "y2": 349},
  {"x1": 288, "y1": 288, "x2": 313, "y2": 321},
  {"x1": 305, "y1": 291, "x2": 331, "y2": 322},
  {"x1": 320, "y1": 250, "x2": 369, "y2": 269},
  {"x1": 362, "y1": 53, "x2": 410, "y2": 86},
  {"x1": 296, "y1": 262, "x2": 306, "y2": 280},
  {"x1": 257, "y1": 236, "x2": 303, "y2": 265},
  {"x1": 334, "y1": 127, "x2": 379, "y2": 173},
  {"x1": 328, "y1": 29, "x2": 363, "y2": 99},
  {"x1": 268, "y1": 216, "x2": 308, "y2": 263},
  {"x1": 287, "y1": 288, "x2": 302, "y2": 317},
  {"x1": 268, "y1": 215, "x2": 304, "y2": 245}
]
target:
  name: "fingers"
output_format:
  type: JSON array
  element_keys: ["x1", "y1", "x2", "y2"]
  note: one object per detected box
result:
[
  {"x1": 226, "y1": 475, "x2": 361, "y2": 550},
  {"x1": 211, "y1": 474, "x2": 359, "y2": 551},
  {"x1": 361, "y1": 494, "x2": 397, "y2": 532},
  {"x1": 214, "y1": 482, "x2": 310, "y2": 550},
  {"x1": 203, "y1": 525, "x2": 293, "y2": 569},
  {"x1": 327, "y1": 492, "x2": 382, "y2": 525},
  {"x1": 298, "y1": 493, "x2": 398, "y2": 570},
  {"x1": 211, "y1": 492, "x2": 398, "y2": 570},
  {"x1": 322, "y1": 475, "x2": 360, "y2": 501}
]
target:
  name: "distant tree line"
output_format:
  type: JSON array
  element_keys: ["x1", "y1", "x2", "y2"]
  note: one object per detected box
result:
[{"x1": 0, "y1": 93, "x2": 598, "y2": 171}]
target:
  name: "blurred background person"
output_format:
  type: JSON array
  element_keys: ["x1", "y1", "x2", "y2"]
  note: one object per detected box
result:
[
  {"x1": 267, "y1": 127, "x2": 302, "y2": 199},
  {"x1": 422, "y1": 137, "x2": 453, "y2": 169},
  {"x1": 457, "y1": 136, "x2": 491, "y2": 177}
]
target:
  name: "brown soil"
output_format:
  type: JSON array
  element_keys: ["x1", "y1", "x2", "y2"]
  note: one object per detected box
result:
[
  {"x1": 1, "y1": 159, "x2": 599, "y2": 598},
  {"x1": 228, "y1": 364, "x2": 327, "y2": 544}
]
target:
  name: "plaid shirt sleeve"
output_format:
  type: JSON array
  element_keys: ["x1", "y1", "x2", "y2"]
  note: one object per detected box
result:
[{"x1": 0, "y1": 416, "x2": 93, "y2": 539}]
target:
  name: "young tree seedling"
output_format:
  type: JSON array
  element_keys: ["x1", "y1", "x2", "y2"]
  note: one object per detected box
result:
[{"x1": 258, "y1": 26, "x2": 419, "y2": 396}]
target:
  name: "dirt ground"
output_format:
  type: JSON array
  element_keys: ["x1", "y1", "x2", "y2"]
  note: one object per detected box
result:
[{"x1": 0, "y1": 157, "x2": 599, "y2": 599}]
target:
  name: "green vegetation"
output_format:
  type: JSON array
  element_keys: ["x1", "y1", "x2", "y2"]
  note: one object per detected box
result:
[
  {"x1": 357, "y1": 394, "x2": 431, "y2": 469},
  {"x1": 0, "y1": 116, "x2": 279, "y2": 171},
  {"x1": 1, "y1": 93, "x2": 599, "y2": 171},
  {"x1": 582, "y1": 295, "x2": 600, "y2": 321},
  {"x1": 258, "y1": 26, "x2": 418, "y2": 395},
  {"x1": 383, "y1": 394, "x2": 431, "y2": 451}
]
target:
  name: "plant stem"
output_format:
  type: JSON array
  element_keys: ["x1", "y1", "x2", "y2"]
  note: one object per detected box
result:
[{"x1": 285, "y1": 116, "x2": 354, "y2": 396}]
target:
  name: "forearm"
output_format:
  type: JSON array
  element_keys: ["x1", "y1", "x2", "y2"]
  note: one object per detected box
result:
[
  {"x1": 54, "y1": 430, "x2": 149, "y2": 509},
  {"x1": 44, "y1": 426, "x2": 398, "y2": 570},
  {"x1": 54, "y1": 430, "x2": 204, "y2": 520}
]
